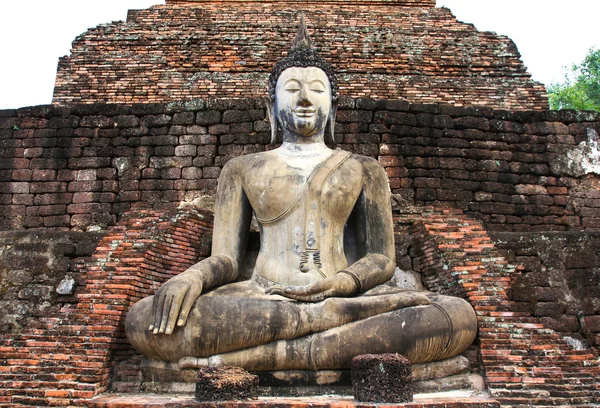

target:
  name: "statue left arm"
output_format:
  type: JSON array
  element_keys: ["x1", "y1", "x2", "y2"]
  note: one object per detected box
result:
[
  {"x1": 337, "y1": 157, "x2": 396, "y2": 291},
  {"x1": 267, "y1": 157, "x2": 396, "y2": 302}
]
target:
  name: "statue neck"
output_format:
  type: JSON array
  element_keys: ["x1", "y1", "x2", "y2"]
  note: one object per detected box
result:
[
  {"x1": 276, "y1": 132, "x2": 333, "y2": 166},
  {"x1": 278, "y1": 140, "x2": 332, "y2": 159},
  {"x1": 279, "y1": 130, "x2": 329, "y2": 153}
]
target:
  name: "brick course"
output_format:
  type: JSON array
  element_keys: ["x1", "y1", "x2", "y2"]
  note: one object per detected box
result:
[
  {"x1": 52, "y1": 2, "x2": 547, "y2": 110},
  {"x1": 1, "y1": 100, "x2": 599, "y2": 232}
]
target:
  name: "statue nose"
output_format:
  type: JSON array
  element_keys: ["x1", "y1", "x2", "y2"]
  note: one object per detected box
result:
[{"x1": 298, "y1": 87, "x2": 311, "y2": 107}]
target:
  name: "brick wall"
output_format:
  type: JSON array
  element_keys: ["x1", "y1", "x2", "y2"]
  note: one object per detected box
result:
[
  {"x1": 1, "y1": 99, "x2": 599, "y2": 232},
  {"x1": 2, "y1": 204, "x2": 598, "y2": 406},
  {"x1": 398, "y1": 207, "x2": 600, "y2": 406},
  {"x1": 0, "y1": 207, "x2": 212, "y2": 407},
  {"x1": 491, "y1": 232, "x2": 600, "y2": 353},
  {"x1": 52, "y1": 2, "x2": 547, "y2": 110},
  {"x1": 0, "y1": 231, "x2": 103, "y2": 335},
  {"x1": 166, "y1": 0, "x2": 435, "y2": 7},
  {"x1": 168, "y1": 0, "x2": 436, "y2": 4}
]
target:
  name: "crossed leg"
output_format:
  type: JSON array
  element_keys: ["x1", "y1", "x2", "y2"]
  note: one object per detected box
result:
[{"x1": 125, "y1": 280, "x2": 477, "y2": 369}]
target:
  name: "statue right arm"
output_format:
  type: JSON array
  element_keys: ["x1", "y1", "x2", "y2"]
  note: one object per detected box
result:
[{"x1": 150, "y1": 159, "x2": 252, "y2": 334}]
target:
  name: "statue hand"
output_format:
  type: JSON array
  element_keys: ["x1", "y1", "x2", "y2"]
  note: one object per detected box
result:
[
  {"x1": 150, "y1": 270, "x2": 204, "y2": 335},
  {"x1": 266, "y1": 273, "x2": 357, "y2": 302}
]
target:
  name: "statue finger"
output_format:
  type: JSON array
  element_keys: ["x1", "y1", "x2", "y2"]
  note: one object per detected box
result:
[
  {"x1": 408, "y1": 293, "x2": 430, "y2": 306},
  {"x1": 304, "y1": 287, "x2": 338, "y2": 302},
  {"x1": 265, "y1": 285, "x2": 285, "y2": 295},
  {"x1": 285, "y1": 282, "x2": 324, "y2": 296},
  {"x1": 177, "y1": 286, "x2": 201, "y2": 328},
  {"x1": 152, "y1": 292, "x2": 166, "y2": 334},
  {"x1": 302, "y1": 293, "x2": 327, "y2": 302},
  {"x1": 165, "y1": 289, "x2": 188, "y2": 334},
  {"x1": 158, "y1": 295, "x2": 174, "y2": 334},
  {"x1": 274, "y1": 291, "x2": 309, "y2": 301},
  {"x1": 149, "y1": 295, "x2": 159, "y2": 331},
  {"x1": 278, "y1": 290, "x2": 327, "y2": 303}
]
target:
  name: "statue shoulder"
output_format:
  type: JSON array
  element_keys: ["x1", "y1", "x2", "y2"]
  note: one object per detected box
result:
[
  {"x1": 221, "y1": 152, "x2": 270, "y2": 175},
  {"x1": 346, "y1": 153, "x2": 386, "y2": 175}
]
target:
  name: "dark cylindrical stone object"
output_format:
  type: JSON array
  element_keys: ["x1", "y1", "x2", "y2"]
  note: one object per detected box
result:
[
  {"x1": 195, "y1": 366, "x2": 259, "y2": 402},
  {"x1": 351, "y1": 354, "x2": 413, "y2": 403}
]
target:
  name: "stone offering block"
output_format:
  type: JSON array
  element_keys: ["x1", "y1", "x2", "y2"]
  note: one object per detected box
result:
[
  {"x1": 351, "y1": 354, "x2": 413, "y2": 403},
  {"x1": 195, "y1": 366, "x2": 259, "y2": 402}
]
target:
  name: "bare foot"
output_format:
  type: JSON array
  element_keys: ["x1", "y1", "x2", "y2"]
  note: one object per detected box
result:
[{"x1": 178, "y1": 356, "x2": 209, "y2": 369}]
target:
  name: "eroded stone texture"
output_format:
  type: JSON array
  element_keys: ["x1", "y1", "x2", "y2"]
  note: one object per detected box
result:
[
  {"x1": 351, "y1": 354, "x2": 413, "y2": 403},
  {"x1": 491, "y1": 231, "x2": 600, "y2": 353},
  {"x1": 413, "y1": 373, "x2": 486, "y2": 394},
  {"x1": 53, "y1": 2, "x2": 547, "y2": 110},
  {"x1": 0, "y1": 230, "x2": 103, "y2": 334},
  {"x1": 195, "y1": 367, "x2": 258, "y2": 401},
  {"x1": 412, "y1": 356, "x2": 470, "y2": 381},
  {"x1": 550, "y1": 128, "x2": 600, "y2": 177}
]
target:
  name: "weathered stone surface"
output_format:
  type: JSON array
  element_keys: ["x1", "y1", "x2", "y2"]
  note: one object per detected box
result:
[
  {"x1": 411, "y1": 356, "x2": 471, "y2": 381},
  {"x1": 56, "y1": 276, "x2": 76, "y2": 295},
  {"x1": 0, "y1": 231, "x2": 103, "y2": 333},
  {"x1": 491, "y1": 231, "x2": 600, "y2": 352},
  {"x1": 550, "y1": 128, "x2": 600, "y2": 177},
  {"x1": 413, "y1": 373, "x2": 486, "y2": 394},
  {"x1": 389, "y1": 267, "x2": 425, "y2": 290},
  {"x1": 351, "y1": 354, "x2": 412, "y2": 403},
  {"x1": 195, "y1": 367, "x2": 258, "y2": 402}
]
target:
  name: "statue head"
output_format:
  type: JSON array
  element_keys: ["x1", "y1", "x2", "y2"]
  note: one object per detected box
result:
[{"x1": 267, "y1": 15, "x2": 338, "y2": 144}]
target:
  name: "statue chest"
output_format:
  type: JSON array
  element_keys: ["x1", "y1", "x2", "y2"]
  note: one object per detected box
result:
[{"x1": 242, "y1": 160, "x2": 363, "y2": 226}]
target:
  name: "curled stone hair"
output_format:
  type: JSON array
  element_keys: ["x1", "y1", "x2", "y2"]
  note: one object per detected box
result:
[{"x1": 268, "y1": 15, "x2": 338, "y2": 102}]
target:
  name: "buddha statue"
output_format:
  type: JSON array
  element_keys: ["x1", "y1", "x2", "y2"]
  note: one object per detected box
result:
[{"x1": 125, "y1": 17, "x2": 477, "y2": 372}]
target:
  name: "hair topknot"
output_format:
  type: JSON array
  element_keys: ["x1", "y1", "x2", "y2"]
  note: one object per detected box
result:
[{"x1": 268, "y1": 15, "x2": 338, "y2": 101}]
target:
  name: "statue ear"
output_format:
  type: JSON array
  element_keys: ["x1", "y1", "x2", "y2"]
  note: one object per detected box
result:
[
  {"x1": 326, "y1": 99, "x2": 338, "y2": 145},
  {"x1": 266, "y1": 97, "x2": 278, "y2": 144}
]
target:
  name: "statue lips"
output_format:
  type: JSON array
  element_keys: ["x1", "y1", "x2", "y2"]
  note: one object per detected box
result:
[{"x1": 294, "y1": 109, "x2": 316, "y2": 118}]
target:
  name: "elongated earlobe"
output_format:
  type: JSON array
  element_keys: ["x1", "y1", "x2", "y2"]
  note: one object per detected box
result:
[
  {"x1": 266, "y1": 97, "x2": 278, "y2": 144},
  {"x1": 326, "y1": 99, "x2": 338, "y2": 145}
]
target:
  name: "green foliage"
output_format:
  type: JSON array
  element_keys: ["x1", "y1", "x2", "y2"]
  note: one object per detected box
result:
[{"x1": 548, "y1": 47, "x2": 600, "y2": 112}]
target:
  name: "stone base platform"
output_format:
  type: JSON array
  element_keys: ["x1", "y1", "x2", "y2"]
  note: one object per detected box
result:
[
  {"x1": 87, "y1": 394, "x2": 500, "y2": 408},
  {"x1": 136, "y1": 358, "x2": 485, "y2": 397}
]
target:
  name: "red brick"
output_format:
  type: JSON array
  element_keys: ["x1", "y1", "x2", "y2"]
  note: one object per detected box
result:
[
  {"x1": 583, "y1": 316, "x2": 600, "y2": 332},
  {"x1": 32, "y1": 169, "x2": 57, "y2": 181},
  {"x1": 30, "y1": 182, "x2": 67, "y2": 194},
  {"x1": 12, "y1": 169, "x2": 32, "y2": 181},
  {"x1": 43, "y1": 215, "x2": 71, "y2": 227}
]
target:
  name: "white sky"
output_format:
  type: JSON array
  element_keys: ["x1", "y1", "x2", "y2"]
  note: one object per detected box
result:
[{"x1": 0, "y1": 0, "x2": 598, "y2": 110}]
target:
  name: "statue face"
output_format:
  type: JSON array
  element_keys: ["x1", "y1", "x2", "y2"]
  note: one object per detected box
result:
[{"x1": 275, "y1": 67, "x2": 332, "y2": 139}]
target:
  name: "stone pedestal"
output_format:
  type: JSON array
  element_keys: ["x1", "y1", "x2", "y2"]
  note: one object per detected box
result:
[{"x1": 135, "y1": 357, "x2": 484, "y2": 396}]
